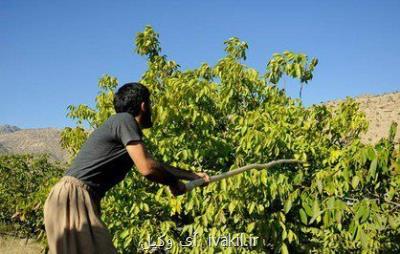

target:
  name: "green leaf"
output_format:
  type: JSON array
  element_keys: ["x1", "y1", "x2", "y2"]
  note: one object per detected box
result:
[
  {"x1": 220, "y1": 179, "x2": 227, "y2": 191},
  {"x1": 312, "y1": 199, "x2": 320, "y2": 217},
  {"x1": 247, "y1": 222, "x2": 256, "y2": 232},
  {"x1": 302, "y1": 201, "x2": 313, "y2": 217},
  {"x1": 284, "y1": 198, "x2": 292, "y2": 214},
  {"x1": 248, "y1": 202, "x2": 256, "y2": 214},
  {"x1": 357, "y1": 204, "x2": 369, "y2": 223},
  {"x1": 288, "y1": 230, "x2": 295, "y2": 243},
  {"x1": 120, "y1": 229, "x2": 130, "y2": 239},
  {"x1": 299, "y1": 209, "x2": 308, "y2": 225},
  {"x1": 367, "y1": 148, "x2": 376, "y2": 161},
  {"x1": 351, "y1": 176, "x2": 360, "y2": 189},
  {"x1": 228, "y1": 201, "x2": 236, "y2": 214},
  {"x1": 368, "y1": 159, "x2": 378, "y2": 181},
  {"x1": 317, "y1": 179, "x2": 323, "y2": 193},
  {"x1": 281, "y1": 243, "x2": 289, "y2": 254}
]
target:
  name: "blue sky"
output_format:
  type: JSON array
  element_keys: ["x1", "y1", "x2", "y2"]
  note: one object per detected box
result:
[{"x1": 1, "y1": 0, "x2": 399, "y2": 128}]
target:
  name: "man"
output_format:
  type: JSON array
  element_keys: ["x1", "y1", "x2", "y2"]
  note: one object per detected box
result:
[{"x1": 43, "y1": 82, "x2": 209, "y2": 254}]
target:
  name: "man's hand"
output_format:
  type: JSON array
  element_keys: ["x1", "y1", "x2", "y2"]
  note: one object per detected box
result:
[
  {"x1": 195, "y1": 172, "x2": 210, "y2": 187},
  {"x1": 169, "y1": 181, "x2": 186, "y2": 196}
]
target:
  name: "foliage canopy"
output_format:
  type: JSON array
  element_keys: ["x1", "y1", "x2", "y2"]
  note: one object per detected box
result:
[{"x1": 59, "y1": 26, "x2": 400, "y2": 253}]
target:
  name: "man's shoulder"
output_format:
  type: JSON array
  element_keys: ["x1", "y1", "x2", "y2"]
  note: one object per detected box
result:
[
  {"x1": 106, "y1": 113, "x2": 135, "y2": 126},
  {"x1": 110, "y1": 112, "x2": 135, "y2": 121},
  {"x1": 108, "y1": 113, "x2": 141, "y2": 133}
]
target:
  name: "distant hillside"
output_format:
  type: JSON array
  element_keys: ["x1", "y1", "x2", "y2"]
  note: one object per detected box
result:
[
  {"x1": 0, "y1": 91, "x2": 398, "y2": 162},
  {"x1": 0, "y1": 125, "x2": 21, "y2": 135},
  {"x1": 0, "y1": 127, "x2": 69, "y2": 162},
  {"x1": 0, "y1": 143, "x2": 8, "y2": 153},
  {"x1": 326, "y1": 92, "x2": 400, "y2": 144}
]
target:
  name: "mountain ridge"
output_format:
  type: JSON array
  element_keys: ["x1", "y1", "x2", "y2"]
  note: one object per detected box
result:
[
  {"x1": 0, "y1": 125, "x2": 21, "y2": 135},
  {"x1": 1, "y1": 91, "x2": 399, "y2": 162}
]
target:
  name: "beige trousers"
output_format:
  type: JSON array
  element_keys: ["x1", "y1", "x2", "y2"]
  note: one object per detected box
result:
[{"x1": 43, "y1": 176, "x2": 117, "y2": 254}]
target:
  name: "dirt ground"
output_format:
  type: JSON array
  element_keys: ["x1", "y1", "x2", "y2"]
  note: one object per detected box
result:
[{"x1": 0, "y1": 235, "x2": 43, "y2": 254}]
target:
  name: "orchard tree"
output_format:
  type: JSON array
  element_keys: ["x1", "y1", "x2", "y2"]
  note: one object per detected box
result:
[{"x1": 60, "y1": 26, "x2": 400, "y2": 253}]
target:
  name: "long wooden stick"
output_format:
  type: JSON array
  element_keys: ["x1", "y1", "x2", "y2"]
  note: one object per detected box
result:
[{"x1": 185, "y1": 159, "x2": 304, "y2": 191}]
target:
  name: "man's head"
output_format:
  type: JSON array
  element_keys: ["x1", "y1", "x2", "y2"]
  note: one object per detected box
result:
[{"x1": 113, "y1": 82, "x2": 153, "y2": 129}]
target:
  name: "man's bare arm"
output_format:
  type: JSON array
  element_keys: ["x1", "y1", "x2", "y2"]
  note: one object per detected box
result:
[
  {"x1": 125, "y1": 141, "x2": 179, "y2": 187},
  {"x1": 125, "y1": 141, "x2": 209, "y2": 195}
]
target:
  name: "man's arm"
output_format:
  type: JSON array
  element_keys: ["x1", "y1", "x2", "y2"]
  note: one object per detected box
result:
[
  {"x1": 125, "y1": 141, "x2": 209, "y2": 195},
  {"x1": 125, "y1": 141, "x2": 179, "y2": 186}
]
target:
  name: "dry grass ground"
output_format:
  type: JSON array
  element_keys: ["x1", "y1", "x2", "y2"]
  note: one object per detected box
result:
[{"x1": 0, "y1": 235, "x2": 42, "y2": 254}]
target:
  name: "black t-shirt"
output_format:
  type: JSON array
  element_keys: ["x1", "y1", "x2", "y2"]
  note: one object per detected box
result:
[{"x1": 65, "y1": 112, "x2": 143, "y2": 198}]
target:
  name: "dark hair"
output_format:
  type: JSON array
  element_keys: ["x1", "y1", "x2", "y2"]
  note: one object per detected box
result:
[{"x1": 113, "y1": 82, "x2": 150, "y2": 116}]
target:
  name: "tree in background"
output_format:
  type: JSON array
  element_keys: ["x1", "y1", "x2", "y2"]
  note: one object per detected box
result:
[{"x1": 0, "y1": 154, "x2": 64, "y2": 246}]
